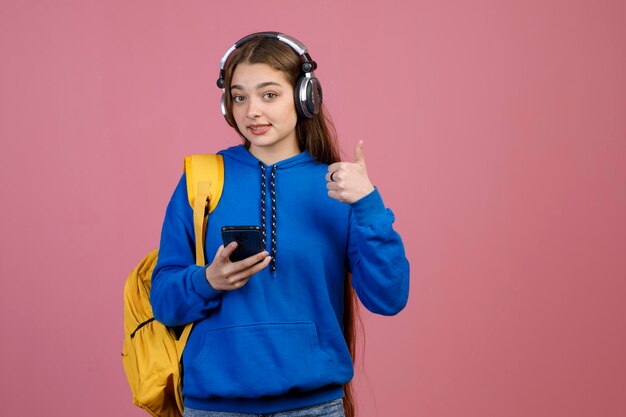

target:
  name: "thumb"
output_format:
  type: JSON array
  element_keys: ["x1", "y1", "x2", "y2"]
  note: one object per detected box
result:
[{"x1": 354, "y1": 140, "x2": 366, "y2": 165}]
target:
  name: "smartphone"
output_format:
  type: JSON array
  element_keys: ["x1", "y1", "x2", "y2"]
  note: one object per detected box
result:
[{"x1": 221, "y1": 226, "x2": 264, "y2": 262}]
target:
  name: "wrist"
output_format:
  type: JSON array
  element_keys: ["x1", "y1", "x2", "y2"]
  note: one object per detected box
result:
[{"x1": 192, "y1": 264, "x2": 222, "y2": 297}]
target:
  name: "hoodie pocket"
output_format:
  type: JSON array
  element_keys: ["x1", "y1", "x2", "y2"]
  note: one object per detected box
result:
[{"x1": 184, "y1": 321, "x2": 350, "y2": 399}]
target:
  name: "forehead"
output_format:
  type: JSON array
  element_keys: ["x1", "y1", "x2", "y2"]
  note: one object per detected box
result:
[{"x1": 231, "y1": 63, "x2": 291, "y2": 89}]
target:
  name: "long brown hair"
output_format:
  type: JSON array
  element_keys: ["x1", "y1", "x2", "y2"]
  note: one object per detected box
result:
[{"x1": 222, "y1": 36, "x2": 361, "y2": 417}]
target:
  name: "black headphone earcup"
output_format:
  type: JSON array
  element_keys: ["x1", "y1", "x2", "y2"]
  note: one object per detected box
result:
[{"x1": 296, "y1": 76, "x2": 322, "y2": 118}]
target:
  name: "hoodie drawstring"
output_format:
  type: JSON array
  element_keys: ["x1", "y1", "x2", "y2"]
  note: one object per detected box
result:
[
  {"x1": 259, "y1": 163, "x2": 278, "y2": 273},
  {"x1": 260, "y1": 164, "x2": 266, "y2": 247}
]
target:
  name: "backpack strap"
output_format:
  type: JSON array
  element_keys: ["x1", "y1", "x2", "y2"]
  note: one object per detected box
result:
[
  {"x1": 175, "y1": 154, "x2": 224, "y2": 354},
  {"x1": 184, "y1": 154, "x2": 224, "y2": 267}
]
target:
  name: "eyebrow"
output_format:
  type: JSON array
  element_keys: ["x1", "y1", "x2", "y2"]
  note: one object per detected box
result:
[{"x1": 230, "y1": 81, "x2": 283, "y2": 91}]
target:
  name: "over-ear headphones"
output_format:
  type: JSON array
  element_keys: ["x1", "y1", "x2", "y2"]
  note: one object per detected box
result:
[{"x1": 216, "y1": 32, "x2": 323, "y2": 122}]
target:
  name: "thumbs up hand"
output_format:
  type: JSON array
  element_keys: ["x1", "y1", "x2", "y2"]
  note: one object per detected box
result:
[{"x1": 326, "y1": 140, "x2": 375, "y2": 204}]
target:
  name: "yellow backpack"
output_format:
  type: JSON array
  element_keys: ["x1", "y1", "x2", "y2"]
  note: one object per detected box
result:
[{"x1": 122, "y1": 154, "x2": 224, "y2": 417}]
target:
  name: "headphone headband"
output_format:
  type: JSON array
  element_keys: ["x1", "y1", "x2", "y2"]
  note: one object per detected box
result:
[{"x1": 216, "y1": 32, "x2": 317, "y2": 89}]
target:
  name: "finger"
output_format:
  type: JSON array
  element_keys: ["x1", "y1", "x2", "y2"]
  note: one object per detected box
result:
[
  {"x1": 354, "y1": 140, "x2": 365, "y2": 165},
  {"x1": 231, "y1": 250, "x2": 270, "y2": 272},
  {"x1": 217, "y1": 242, "x2": 238, "y2": 262},
  {"x1": 243, "y1": 255, "x2": 272, "y2": 276},
  {"x1": 228, "y1": 256, "x2": 272, "y2": 285},
  {"x1": 326, "y1": 180, "x2": 340, "y2": 191},
  {"x1": 327, "y1": 162, "x2": 343, "y2": 182},
  {"x1": 327, "y1": 189, "x2": 344, "y2": 202},
  {"x1": 326, "y1": 171, "x2": 340, "y2": 183},
  {"x1": 328, "y1": 162, "x2": 341, "y2": 173}
]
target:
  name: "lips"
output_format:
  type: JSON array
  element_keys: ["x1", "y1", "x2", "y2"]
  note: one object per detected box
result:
[{"x1": 247, "y1": 124, "x2": 271, "y2": 135}]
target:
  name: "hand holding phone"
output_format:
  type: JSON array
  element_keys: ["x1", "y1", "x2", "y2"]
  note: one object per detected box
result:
[{"x1": 205, "y1": 227, "x2": 270, "y2": 291}]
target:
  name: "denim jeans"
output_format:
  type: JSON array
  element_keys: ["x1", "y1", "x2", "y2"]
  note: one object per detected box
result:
[{"x1": 183, "y1": 398, "x2": 345, "y2": 417}]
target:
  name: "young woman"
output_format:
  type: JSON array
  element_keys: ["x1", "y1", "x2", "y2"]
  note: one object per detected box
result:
[{"x1": 151, "y1": 32, "x2": 410, "y2": 417}]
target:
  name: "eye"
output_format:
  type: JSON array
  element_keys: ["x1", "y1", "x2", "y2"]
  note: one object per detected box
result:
[
  {"x1": 263, "y1": 92, "x2": 277, "y2": 100},
  {"x1": 232, "y1": 95, "x2": 246, "y2": 104}
]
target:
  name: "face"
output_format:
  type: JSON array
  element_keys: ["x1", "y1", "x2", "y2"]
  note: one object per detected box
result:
[{"x1": 230, "y1": 63, "x2": 299, "y2": 159}]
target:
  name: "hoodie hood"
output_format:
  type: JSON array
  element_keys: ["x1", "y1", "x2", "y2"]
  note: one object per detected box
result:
[{"x1": 219, "y1": 144, "x2": 316, "y2": 169}]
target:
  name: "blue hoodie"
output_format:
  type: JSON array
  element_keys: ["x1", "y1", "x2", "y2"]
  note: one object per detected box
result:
[{"x1": 151, "y1": 145, "x2": 409, "y2": 413}]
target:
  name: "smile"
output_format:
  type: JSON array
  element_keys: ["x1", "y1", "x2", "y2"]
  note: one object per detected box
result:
[{"x1": 248, "y1": 124, "x2": 271, "y2": 135}]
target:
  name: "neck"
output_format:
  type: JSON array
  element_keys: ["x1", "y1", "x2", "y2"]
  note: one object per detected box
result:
[{"x1": 248, "y1": 142, "x2": 301, "y2": 165}]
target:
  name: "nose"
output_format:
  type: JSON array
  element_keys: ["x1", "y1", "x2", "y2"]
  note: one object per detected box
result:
[{"x1": 246, "y1": 97, "x2": 262, "y2": 119}]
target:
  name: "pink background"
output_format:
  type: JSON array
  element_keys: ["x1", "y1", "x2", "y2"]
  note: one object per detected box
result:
[{"x1": 1, "y1": 1, "x2": 625, "y2": 416}]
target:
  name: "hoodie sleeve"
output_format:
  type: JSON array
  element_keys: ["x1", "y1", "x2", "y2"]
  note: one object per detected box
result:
[
  {"x1": 347, "y1": 188, "x2": 410, "y2": 316},
  {"x1": 150, "y1": 173, "x2": 224, "y2": 326}
]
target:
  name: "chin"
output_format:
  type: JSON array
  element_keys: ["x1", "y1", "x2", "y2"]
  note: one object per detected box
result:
[{"x1": 248, "y1": 137, "x2": 277, "y2": 147}]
